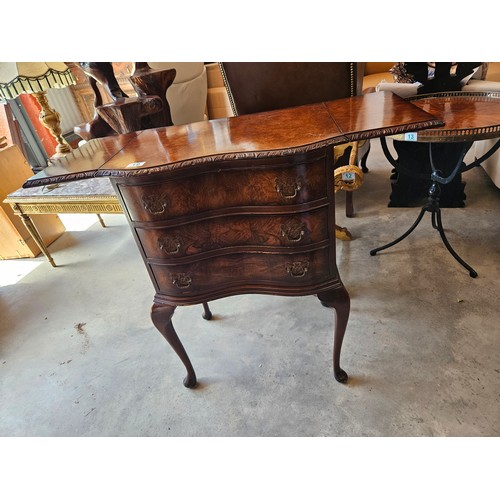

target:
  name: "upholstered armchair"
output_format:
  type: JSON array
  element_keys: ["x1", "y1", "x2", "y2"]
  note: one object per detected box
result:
[{"x1": 219, "y1": 62, "x2": 365, "y2": 240}]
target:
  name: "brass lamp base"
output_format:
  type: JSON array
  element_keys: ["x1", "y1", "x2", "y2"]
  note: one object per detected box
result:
[{"x1": 32, "y1": 91, "x2": 72, "y2": 157}]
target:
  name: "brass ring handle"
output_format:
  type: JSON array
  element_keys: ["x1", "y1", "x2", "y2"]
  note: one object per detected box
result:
[
  {"x1": 172, "y1": 273, "x2": 192, "y2": 289},
  {"x1": 275, "y1": 177, "x2": 303, "y2": 199},
  {"x1": 142, "y1": 193, "x2": 169, "y2": 215},
  {"x1": 286, "y1": 261, "x2": 309, "y2": 278},
  {"x1": 158, "y1": 236, "x2": 182, "y2": 255},
  {"x1": 147, "y1": 206, "x2": 166, "y2": 215},
  {"x1": 281, "y1": 221, "x2": 306, "y2": 243},
  {"x1": 284, "y1": 230, "x2": 304, "y2": 242}
]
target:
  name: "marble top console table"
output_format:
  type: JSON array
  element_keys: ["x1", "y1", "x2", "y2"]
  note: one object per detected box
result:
[
  {"x1": 23, "y1": 91, "x2": 440, "y2": 388},
  {"x1": 5, "y1": 177, "x2": 121, "y2": 267}
]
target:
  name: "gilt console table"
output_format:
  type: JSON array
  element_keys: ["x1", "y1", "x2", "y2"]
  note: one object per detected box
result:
[
  {"x1": 5, "y1": 177, "x2": 122, "y2": 267},
  {"x1": 23, "y1": 91, "x2": 440, "y2": 388}
]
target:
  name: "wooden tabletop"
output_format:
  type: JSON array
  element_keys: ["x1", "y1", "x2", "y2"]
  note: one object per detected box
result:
[
  {"x1": 405, "y1": 91, "x2": 500, "y2": 142},
  {"x1": 24, "y1": 91, "x2": 442, "y2": 188}
]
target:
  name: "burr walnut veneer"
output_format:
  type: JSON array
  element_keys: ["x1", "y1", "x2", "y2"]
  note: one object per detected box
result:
[{"x1": 24, "y1": 91, "x2": 441, "y2": 388}]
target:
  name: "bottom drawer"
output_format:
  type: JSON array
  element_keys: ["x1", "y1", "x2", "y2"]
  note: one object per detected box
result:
[{"x1": 150, "y1": 247, "x2": 334, "y2": 297}]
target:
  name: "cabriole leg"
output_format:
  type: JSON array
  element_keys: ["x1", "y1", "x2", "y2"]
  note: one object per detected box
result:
[
  {"x1": 317, "y1": 286, "x2": 350, "y2": 383},
  {"x1": 202, "y1": 302, "x2": 213, "y2": 320},
  {"x1": 151, "y1": 303, "x2": 197, "y2": 388}
]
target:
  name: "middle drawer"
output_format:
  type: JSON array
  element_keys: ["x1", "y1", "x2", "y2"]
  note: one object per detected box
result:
[{"x1": 135, "y1": 208, "x2": 329, "y2": 259}]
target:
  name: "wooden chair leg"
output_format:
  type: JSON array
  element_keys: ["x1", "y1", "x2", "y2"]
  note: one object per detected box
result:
[
  {"x1": 345, "y1": 191, "x2": 354, "y2": 218},
  {"x1": 360, "y1": 140, "x2": 371, "y2": 173}
]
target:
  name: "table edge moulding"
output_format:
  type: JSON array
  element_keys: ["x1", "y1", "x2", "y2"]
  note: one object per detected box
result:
[{"x1": 23, "y1": 91, "x2": 442, "y2": 389}]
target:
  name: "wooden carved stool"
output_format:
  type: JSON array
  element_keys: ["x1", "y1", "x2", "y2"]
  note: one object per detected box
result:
[{"x1": 97, "y1": 95, "x2": 164, "y2": 135}]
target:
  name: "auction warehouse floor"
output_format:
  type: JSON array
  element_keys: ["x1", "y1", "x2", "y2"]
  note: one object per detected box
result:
[{"x1": 1, "y1": 140, "x2": 499, "y2": 437}]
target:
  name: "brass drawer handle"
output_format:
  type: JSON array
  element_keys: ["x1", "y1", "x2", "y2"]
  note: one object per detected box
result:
[
  {"x1": 281, "y1": 220, "x2": 306, "y2": 242},
  {"x1": 172, "y1": 273, "x2": 192, "y2": 289},
  {"x1": 158, "y1": 236, "x2": 182, "y2": 255},
  {"x1": 142, "y1": 193, "x2": 169, "y2": 215},
  {"x1": 275, "y1": 176, "x2": 303, "y2": 199},
  {"x1": 286, "y1": 261, "x2": 309, "y2": 278}
]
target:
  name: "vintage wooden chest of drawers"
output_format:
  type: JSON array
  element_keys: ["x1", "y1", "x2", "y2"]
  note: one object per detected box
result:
[{"x1": 23, "y1": 91, "x2": 441, "y2": 388}]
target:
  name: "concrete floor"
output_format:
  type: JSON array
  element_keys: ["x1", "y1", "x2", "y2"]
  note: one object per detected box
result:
[{"x1": 1, "y1": 140, "x2": 499, "y2": 437}]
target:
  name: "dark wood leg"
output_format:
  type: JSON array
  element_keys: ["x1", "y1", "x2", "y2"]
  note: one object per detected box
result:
[
  {"x1": 345, "y1": 191, "x2": 354, "y2": 218},
  {"x1": 360, "y1": 140, "x2": 370, "y2": 173},
  {"x1": 317, "y1": 286, "x2": 350, "y2": 383},
  {"x1": 202, "y1": 302, "x2": 212, "y2": 320},
  {"x1": 151, "y1": 303, "x2": 197, "y2": 388}
]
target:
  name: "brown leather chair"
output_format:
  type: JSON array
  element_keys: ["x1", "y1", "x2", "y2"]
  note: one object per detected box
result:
[{"x1": 219, "y1": 62, "x2": 365, "y2": 240}]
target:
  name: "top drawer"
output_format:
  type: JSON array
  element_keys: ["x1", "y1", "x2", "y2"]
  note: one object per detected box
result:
[{"x1": 116, "y1": 156, "x2": 328, "y2": 222}]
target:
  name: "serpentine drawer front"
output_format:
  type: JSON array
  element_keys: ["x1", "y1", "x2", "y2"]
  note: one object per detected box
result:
[
  {"x1": 135, "y1": 208, "x2": 329, "y2": 259},
  {"x1": 113, "y1": 148, "x2": 337, "y2": 301},
  {"x1": 116, "y1": 153, "x2": 328, "y2": 222},
  {"x1": 23, "y1": 91, "x2": 442, "y2": 389},
  {"x1": 149, "y1": 247, "x2": 331, "y2": 296}
]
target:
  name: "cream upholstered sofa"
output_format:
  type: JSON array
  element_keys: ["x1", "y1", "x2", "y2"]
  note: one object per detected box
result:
[
  {"x1": 362, "y1": 62, "x2": 500, "y2": 189},
  {"x1": 467, "y1": 64, "x2": 500, "y2": 188},
  {"x1": 148, "y1": 62, "x2": 233, "y2": 123},
  {"x1": 148, "y1": 62, "x2": 208, "y2": 125}
]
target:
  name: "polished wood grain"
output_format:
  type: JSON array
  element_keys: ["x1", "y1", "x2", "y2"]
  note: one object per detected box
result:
[
  {"x1": 24, "y1": 91, "x2": 441, "y2": 187},
  {"x1": 149, "y1": 247, "x2": 331, "y2": 298},
  {"x1": 25, "y1": 133, "x2": 139, "y2": 182},
  {"x1": 115, "y1": 148, "x2": 338, "y2": 306},
  {"x1": 135, "y1": 209, "x2": 329, "y2": 259},
  {"x1": 117, "y1": 153, "x2": 327, "y2": 222},
  {"x1": 21, "y1": 91, "x2": 443, "y2": 388},
  {"x1": 116, "y1": 145, "x2": 347, "y2": 387},
  {"x1": 406, "y1": 92, "x2": 500, "y2": 142}
]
